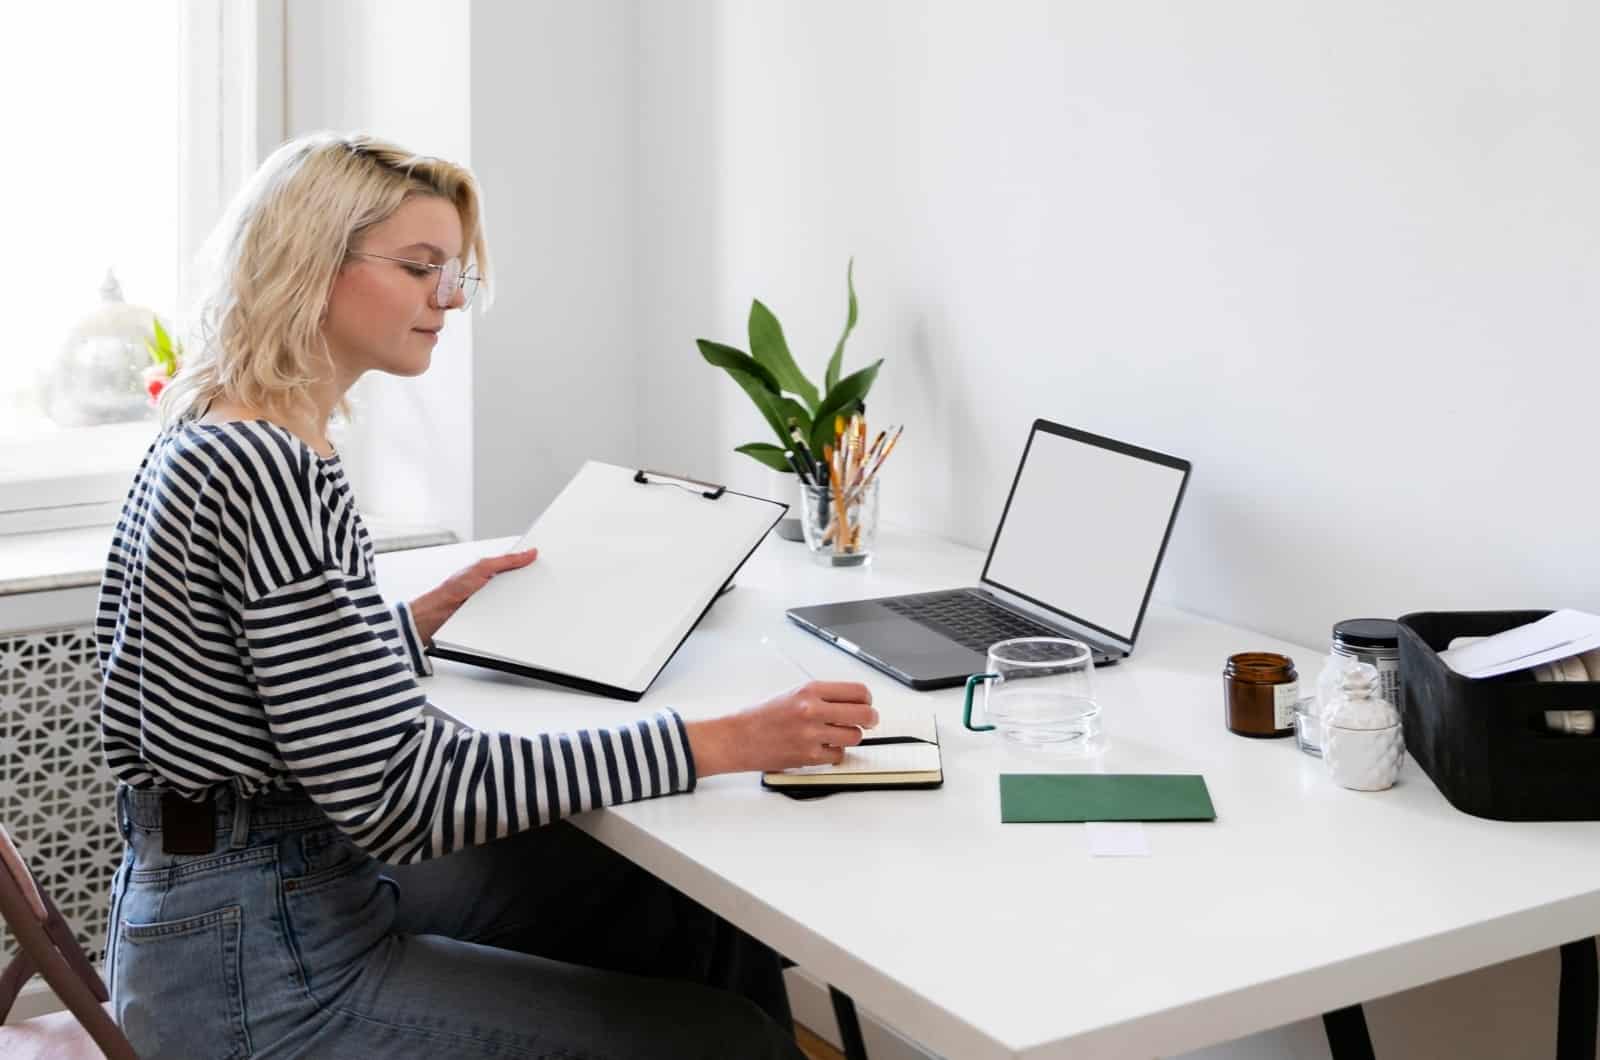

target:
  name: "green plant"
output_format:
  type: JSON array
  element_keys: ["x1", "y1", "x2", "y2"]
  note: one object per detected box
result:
[
  {"x1": 696, "y1": 260, "x2": 882, "y2": 473},
  {"x1": 141, "y1": 317, "x2": 183, "y2": 404}
]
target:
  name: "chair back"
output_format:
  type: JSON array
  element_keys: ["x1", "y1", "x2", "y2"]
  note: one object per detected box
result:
[
  {"x1": 0, "y1": 826, "x2": 48, "y2": 922},
  {"x1": 0, "y1": 824, "x2": 138, "y2": 1058}
]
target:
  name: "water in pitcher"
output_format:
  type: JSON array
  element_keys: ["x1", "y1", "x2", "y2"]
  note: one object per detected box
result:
[{"x1": 987, "y1": 688, "x2": 1103, "y2": 750}]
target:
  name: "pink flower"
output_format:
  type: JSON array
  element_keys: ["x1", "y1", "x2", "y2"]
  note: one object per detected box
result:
[{"x1": 142, "y1": 363, "x2": 170, "y2": 405}]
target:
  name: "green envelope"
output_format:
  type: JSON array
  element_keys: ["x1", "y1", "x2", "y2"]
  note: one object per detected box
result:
[{"x1": 999, "y1": 774, "x2": 1217, "y2": 823}]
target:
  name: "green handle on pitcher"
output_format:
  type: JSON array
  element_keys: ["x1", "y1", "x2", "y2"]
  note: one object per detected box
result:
[{"x1": 963, "y1": 673, "x2": 999, "y2": 731}]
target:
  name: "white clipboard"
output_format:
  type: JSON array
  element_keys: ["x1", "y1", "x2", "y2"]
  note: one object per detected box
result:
[{"x1": 430, "y1": 461, "x2": 786, "y2": 699}]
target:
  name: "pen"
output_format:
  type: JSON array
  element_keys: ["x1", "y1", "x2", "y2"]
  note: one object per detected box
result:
[
  {"x1": 760, "y1": 635, "x2": 879, "y2": 742},
  {"x1": 782, "y1": 448, "x2": 813, "y2": 485},
  {"x1": 845, "y1": 424, "x2": 903, "y2": 505},
  {"x1": 788, "y1": 427, "x2": 819, "y2": 481},
  {"x1": 835, "y1": 415, "x2": 851, "y2": 488},
  {"x1": 853, "y1": 419, "x2": 869, "y2": 491},
  {"x1": 862, "y1": 428, "x2": 886, "y2": 471},
  {"x1": 849, "y1": 415, "x2": 864, "y2": 492},
  {"x1": 830, "y1": 442, "x2": 849, "y2": 549},
  {"x1": 868, "y1": 424, "x2": 902, "y2": 476},
  {"x1": 761, "y1": 633, "x2": 816, "y2": 682}
]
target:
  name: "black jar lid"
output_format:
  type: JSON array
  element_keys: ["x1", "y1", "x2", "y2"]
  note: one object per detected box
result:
[{"x1": 1332, "y1": 618, "x2": 1399, "y2": 648}]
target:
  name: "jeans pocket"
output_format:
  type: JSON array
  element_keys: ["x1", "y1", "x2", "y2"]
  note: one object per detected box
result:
[
  {"x1": 282, "y1": 845, "x2": 394, "y2": 1002},
  {"x1": 116, "y1": 905, "x2": 250, "y2": 1060}
]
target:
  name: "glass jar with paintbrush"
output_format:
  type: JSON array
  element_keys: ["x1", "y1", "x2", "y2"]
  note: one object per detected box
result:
[{"x1": 796, "y1": 414, "x2": 900, "y2": 567}]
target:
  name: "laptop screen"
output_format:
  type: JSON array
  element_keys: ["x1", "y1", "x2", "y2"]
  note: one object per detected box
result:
[{"x1": 980, "y1": 421, "x2": 1190, "y2": 646}]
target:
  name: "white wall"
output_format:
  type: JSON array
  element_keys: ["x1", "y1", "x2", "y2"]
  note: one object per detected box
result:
[
  {"x1": 634, "y1": 0, "x2": 730, "y2": 487},
  {"x1": 470, "y1": 0, "x2": 641, "y2": 538},
  {"x1": 627, "y1": 2, "x2": 1598, "y2": 1057},
  {"x1": 651, "y1": 0, "x2": 1600, "y2": 652},
  {"x1": 284, "y1": 1, "x2": 645, "y2": 542},
  {"x1": 283, "y1": 0, "x2": 475, "y2": 541}
]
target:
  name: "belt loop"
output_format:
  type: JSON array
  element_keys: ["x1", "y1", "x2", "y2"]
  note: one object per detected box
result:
[
  {"x1": 115, "y1": 784, "x2": 130, "y2": 841},
  {"x1": 229, "y1": 781, "x2": 250, "y2": 850}
]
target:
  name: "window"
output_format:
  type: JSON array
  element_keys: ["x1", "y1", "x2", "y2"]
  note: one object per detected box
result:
[{"x1": 0, "y1": 1, "x2": 280, "y2": 534}]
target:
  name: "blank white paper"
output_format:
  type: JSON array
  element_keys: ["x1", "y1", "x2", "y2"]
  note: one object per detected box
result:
[
  {"x1": 1437, "y1": 610, "x2": 1600, "y2": 679},
  {"x1": 434, "y1": 462, "x2": 782, "y2": 694},
  {"x1": 1086, "y1": 822, "x2": 1151, "y2": 857}
]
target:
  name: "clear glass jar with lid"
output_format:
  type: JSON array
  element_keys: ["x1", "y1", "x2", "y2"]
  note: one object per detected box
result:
[
  {"x1": 1331, "y1": 618, "x2": 1402, "y2": 713},
  {"x1": 43, "y1": 269, "x2": 155, "y2": 427}
]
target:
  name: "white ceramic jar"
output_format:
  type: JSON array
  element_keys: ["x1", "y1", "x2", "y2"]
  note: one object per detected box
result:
[{"x1": 1322, "y1": 663, "x2": 1403, "y2": 791}]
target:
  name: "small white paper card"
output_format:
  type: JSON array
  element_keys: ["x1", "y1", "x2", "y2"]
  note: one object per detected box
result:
[{"x1": 1086, "y1": 821, "x2": 1151, "y2": 858}]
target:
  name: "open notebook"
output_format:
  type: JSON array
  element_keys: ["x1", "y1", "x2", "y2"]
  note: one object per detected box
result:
[
  {"x1": 761, "y1": 708, "x2": 943, "y2": 796},
  {"x1": 430, "y1": 462, "x2": 785, "y2": 699}
]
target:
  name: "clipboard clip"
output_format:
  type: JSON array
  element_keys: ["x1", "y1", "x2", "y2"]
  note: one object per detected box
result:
[{"x1": 633, "y1": 468, "x2": 727, "y2": 500}]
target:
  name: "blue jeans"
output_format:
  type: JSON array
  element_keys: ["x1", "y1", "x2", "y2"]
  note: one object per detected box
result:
[{"x1": 106, "y1": 784, "x2": 803, "y2": 1059}]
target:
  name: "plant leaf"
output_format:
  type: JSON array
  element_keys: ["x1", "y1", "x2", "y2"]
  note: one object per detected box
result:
[
  {"x1": 735, "y1": 442, "x2": 795, "y2": 473},
  {"x1": 809, "y1": 358, "x2": 882, "y2": 458},
  {"x1": 698, "y1": 338, "x2": 803, "y2": 446},
  {"x1": 147, "y1": 317, "x2": 178, "y2": 373},
  {"x1": 824, "y1": 258, "x2": 858, "y2": 393},
  {"x1": 732, "y1": 367, "x2": 796, "y2": 443},
  {"x1": 696, "y1": 338, "x2": 783, "y2": 394},
  {"x1": 748, "y1": 300, "x2": 819, "y2": 413}
]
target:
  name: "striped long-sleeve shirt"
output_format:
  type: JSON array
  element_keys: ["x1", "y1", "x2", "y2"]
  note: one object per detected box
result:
[{"x1": 97, "y1": 419, "x2": 696, "y2": 864}]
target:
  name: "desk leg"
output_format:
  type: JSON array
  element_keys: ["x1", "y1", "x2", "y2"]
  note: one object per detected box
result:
[
  {"x1": 1558, "y1": 938, "x2": 1598, "y2": 1060},
  {"x1": 828, "y1": 986, "x2": 870, "y2": 1060},
  {"x1": 1322, "y1": 1004, "x2": 1375, "y2": 1060}
]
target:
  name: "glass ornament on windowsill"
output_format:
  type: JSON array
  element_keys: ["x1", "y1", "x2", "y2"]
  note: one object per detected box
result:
[{"x1": 43, "y1": 269, "x2": 157, "y2": 427}]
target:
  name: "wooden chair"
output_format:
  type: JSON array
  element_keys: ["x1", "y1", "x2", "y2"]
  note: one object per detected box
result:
[{"x1": 0, "y1": 824, "x2": 137, "y2": 1059}]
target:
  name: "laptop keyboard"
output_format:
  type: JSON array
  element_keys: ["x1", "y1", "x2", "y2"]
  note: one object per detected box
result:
[{"x1": 882, "y1": 590, "x2": 1065, "y2": 655}]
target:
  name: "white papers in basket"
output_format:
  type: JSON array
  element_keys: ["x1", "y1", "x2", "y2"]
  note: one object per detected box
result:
[{"x1": 1437, "y1": 610, "x2": 1600, "y2": 679}]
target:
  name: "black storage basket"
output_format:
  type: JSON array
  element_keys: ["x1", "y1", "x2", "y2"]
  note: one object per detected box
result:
[{"x1": 1398, "y1": 610, "x2": 1600, "y2": 821}]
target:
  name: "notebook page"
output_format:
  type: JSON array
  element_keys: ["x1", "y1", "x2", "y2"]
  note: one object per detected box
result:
[
  {"x1": 435, "y1": 462, "x2": 781, "y2": 691},
  {"x1": 782, "y1": 738, "x2": 940, "y2": 776},
  {"x1": 776, "y1": 707, "x2": 939, "y2": 776}
]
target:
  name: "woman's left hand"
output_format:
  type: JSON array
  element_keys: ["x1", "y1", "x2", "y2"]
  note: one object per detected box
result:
[{"x1": 408, "y1": 547, "x2": 539, "y2": 646}]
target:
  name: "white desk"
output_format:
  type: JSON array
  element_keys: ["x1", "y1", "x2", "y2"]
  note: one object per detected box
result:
[{"x1": 377, "y1": 529, "x2": 1600, "y2": 1060}]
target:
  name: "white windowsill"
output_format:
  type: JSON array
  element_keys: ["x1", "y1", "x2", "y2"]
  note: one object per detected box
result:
[
  {"x1": 0, "y1": 420, "x2": 160, "y2": 535},
  {"x1": 0, "y1": 517, "x2": 459, "y2": 598}
]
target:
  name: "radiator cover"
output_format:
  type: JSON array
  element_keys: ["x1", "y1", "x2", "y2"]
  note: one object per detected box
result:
[{"x1": 1, "y1": 622, "x2": 122, "y2": 963}]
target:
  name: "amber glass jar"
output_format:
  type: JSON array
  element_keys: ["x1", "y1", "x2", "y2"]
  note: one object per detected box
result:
[{"x1": 1224, "y1": 652, "x2": 1299, "y2": 738}]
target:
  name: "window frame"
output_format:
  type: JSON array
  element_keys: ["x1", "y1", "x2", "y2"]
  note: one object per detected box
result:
[{"x1": 0, "y1": 0, "x2": 284, "y2": 537}]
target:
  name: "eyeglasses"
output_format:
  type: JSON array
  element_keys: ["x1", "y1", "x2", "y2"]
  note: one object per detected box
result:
[{"x1": 349, "y1": 251, "x2": 482, "y2": 308}]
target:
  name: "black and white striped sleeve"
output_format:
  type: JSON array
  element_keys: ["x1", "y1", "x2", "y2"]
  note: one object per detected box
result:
[
  {"x1": 391, "y1": 600, "x2": 434, "y2": 677},
  {"x1": 244, "y1": 570, "x2": 697, "y2": 863},
  {"x1": 220, "y1": 422, "x2": 695, "y2": 863}
]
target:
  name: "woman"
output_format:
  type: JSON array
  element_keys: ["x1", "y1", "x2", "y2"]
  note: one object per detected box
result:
[{"x1": 97, "y1": 131, "x2": 877, "y2": 1059}]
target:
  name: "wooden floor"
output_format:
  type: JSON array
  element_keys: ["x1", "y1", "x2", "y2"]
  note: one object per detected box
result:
[{"x1": 796, "y1": 1022, "x2": 847, "y2": 1060}]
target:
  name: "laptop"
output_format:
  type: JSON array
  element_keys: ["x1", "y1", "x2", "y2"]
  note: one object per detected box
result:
[{"x1": 786, "y1": 419, "x2": 1192, "y2": 690}]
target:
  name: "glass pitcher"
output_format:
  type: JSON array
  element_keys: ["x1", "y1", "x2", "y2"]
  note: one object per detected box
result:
[{"x1": 963, "y1": 637, "x2": 1104, "y2": 754}]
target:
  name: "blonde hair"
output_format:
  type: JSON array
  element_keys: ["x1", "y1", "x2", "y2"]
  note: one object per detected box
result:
[{"x1": 160, "y1": 131, "x2": 491, "y2": 425}]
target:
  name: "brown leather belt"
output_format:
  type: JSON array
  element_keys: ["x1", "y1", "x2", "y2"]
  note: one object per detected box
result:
[{"x1": 160, "y1": 789, "x2": 218, "y2": 854}]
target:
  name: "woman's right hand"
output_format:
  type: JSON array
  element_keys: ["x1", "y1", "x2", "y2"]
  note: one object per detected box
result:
[{"x1": 686, "y1": 681, "x2": 878, "y2": 776}]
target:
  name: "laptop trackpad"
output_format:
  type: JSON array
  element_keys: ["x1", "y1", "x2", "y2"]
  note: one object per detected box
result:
[{"x1": 833, "y1": 617, "x2": 982, "y2": 669}]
